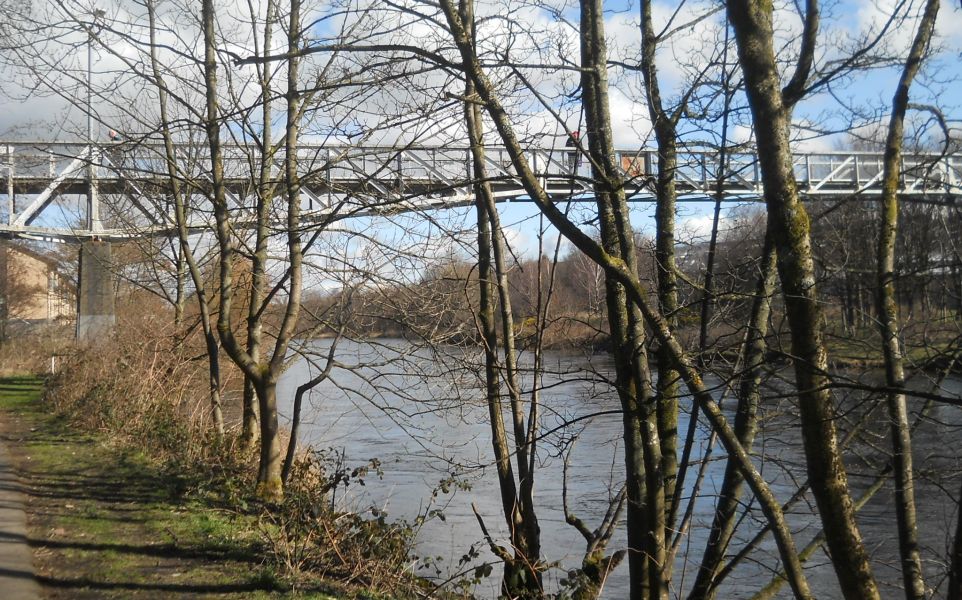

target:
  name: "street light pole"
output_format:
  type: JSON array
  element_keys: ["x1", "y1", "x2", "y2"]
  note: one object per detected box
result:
[
  {"x1": 87, "y1": 22, "x2": 92, "y2": 145},
  {"x1": 77, "y1": 9, "x2": 115, "y2": 343},
  {"x1": 86, "y1": 9, "x2": 104, "y2": 232}
]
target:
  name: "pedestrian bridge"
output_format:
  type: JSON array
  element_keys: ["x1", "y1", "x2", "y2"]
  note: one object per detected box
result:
[{"x1": 1, "y1": 141, "x2": 959, "y2": 242}]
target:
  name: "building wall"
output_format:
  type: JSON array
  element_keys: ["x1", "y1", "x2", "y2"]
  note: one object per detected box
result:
[{"x1": 0, "y1": 244, "x2": 76, "y2": 323}]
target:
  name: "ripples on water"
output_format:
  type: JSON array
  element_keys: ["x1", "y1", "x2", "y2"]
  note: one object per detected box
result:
[{"x1": 278, "y1": 338, "x2": 962, "y2": 599}]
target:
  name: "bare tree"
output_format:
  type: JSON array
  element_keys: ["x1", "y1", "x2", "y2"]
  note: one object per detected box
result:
[
  {"x1": 201, "y1": 0, "x2": 306, "y2": 500},
  {"x1": 875, "y1": 2, "x2": 941, "y2": 599},
  {"x1": 145, "y1": 0, "x2": 225, "y2": 438},
  {"x1": 437, "y1": 1, "x2": 816, "y2": 597}
]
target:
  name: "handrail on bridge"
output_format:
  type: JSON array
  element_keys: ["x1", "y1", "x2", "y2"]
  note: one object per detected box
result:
[
  {"x1": 1, "y1": 140, "x2": 958, "y2": 188},
  {"x1": 0, "y1": 141, "x2": 959, "y2": 242}
]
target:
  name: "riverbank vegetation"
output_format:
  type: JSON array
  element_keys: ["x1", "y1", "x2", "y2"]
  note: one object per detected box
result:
[
  {"x1": 0, "y1": 332, "x2": 438, "y2": 597},
  {"x1": 1, "y1": 0, "x2": 961, "y2": 598},
  {"x1": 0, "y1": 375, "x2": 303, "y2": 598}
]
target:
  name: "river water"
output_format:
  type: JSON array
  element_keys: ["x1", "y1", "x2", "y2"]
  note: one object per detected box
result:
[{"x1": 277, "y1": 338, "x2": 962, "y2": 598}]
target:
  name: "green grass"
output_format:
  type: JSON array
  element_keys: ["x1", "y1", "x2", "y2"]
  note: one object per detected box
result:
[
  {"x1": 0, "y1": 375, "x2": 342, "y2": 599},
  {"x1": 0, "y1": 375, "x2": 44, "y2": 409},
  {"x1": 822, "y1": 323, "x2": 960, "y2": 370}
]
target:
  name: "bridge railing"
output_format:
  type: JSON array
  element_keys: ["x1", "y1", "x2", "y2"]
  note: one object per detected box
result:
[{"x1": 1, "y1": 141, "x2": 960, "y2": 198}]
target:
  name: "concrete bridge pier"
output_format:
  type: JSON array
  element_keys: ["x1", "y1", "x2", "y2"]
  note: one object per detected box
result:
[{"x1": 76, "y1": 240, "x2": 115, "y2": 342}]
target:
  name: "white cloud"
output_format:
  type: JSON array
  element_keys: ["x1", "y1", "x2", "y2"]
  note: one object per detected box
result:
[
  {"x1": 608, "y1": 88, "x2": 654, "y2": 147},
  {"x1": 678, "y1": 213, "x2": 730, "y2": 242},
  {"x1": 857, "y1": 0, "x2": 962, "y2": 55}
]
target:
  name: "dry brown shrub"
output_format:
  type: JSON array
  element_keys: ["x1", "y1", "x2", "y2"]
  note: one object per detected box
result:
[
  {"x1": 0, "y1": 323, "x2": 73, "y2": 376},
  {"x1": 25, "y1": 299, "x2": 435, "y2": 596},
  {"x1": 43, "y1": 308, "x2": 249, "y2": 480},
  {"x1": 258, "y1": 449, "x2": 430, "y2": 597}
]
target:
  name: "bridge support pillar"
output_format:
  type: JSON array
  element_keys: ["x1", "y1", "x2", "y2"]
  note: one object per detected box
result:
[{"x1": 76, "y1": 240, "x2": 115, "y2": 342}]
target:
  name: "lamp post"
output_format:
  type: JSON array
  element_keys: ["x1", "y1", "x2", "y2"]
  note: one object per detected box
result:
[
  {"x1": 86, "y1": 9, "x2": 105, "y2": 232},
  {"x1": 77, "y1": 9, "x2": 115, "y2": 342}
]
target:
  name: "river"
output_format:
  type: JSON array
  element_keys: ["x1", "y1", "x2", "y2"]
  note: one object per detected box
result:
[{"x1": 277, "y1": 338, "x2": 962, "y2": 598}]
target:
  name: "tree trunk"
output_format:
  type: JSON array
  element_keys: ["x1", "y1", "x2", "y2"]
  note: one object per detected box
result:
[
  {"x1": 258, "y1": 0, "x2": 306, "y2": 500},
  {"x1": 877, "y1": 1, "x2": 939, "y2": 598},
  {"x1": 174, "y1": 242, "x2": 185, "y2": 326},
  {"x1": 582, "y1": 0, "x2": 665, "y2": 595},
  {"x1": 689, "y1": 235, "x2": 777, "y2": 600},
  {"x1": 241, "y1": 379, "x2": 259, "y2": 449},
  {"x1": 480, "y1": 147, "x2": 540, "y2": 574},
  {"x1": 639, "y1": 0, "x2": 680, "y2": 531},
  {"x1": 461, "y1": 7, "x2": 541, "y2": 589},
  {"x1": 242, "y1": 0, "x2": 278, "y2": 454},
  {"x1": 282, "y1": 384, "x2": 306, "y2": 484},
  {"x1": 204, "y1": 329, "x2": 225, "y2": 437},
  {"x1": 255, "y1": 378, "x2": 283, "y2": 502},
  {"x1": 473, "y1": 149, "x2": 534, "y2": 596},
  {"x1": 726, "y1": 2, "x2": 880, "y2": 598},
  {"x1": 147, "y1": 0, "x2": 223, "y2": 438}
]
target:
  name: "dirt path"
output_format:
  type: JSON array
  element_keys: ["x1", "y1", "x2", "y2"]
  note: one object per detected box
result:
[
  {"x1": 0, "y1": 375, "x2": 337, "y2": 599},
  {"x1": 0, "y1": 396, "x2": 41, "y2": 599}
]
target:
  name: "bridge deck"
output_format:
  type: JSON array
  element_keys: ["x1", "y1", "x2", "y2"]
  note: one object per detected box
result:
[{"x1": 0, "y1": 142, "x2": 959, "y2": 241}]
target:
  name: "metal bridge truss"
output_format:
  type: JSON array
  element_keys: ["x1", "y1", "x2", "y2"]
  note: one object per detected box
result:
[{"x1": 0, "y1": 141, "x2": 959, "y2": 242}]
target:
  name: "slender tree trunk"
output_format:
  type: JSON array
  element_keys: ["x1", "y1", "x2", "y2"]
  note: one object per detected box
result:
[
  {"x1": 241, "y1": 0, "x2": 278, "y2": 453},
  {"x1": 282, "y1": 384, "x2": 307, "y2": 484},
  {"x1": 726, "y1": 2, "x2": 880, "y2": 598},
  {"x1": 147, "y1": 0, "x2": 223, "y2": 437},
  {"x1": 461, "y1": 6, "x2": 541, "y2": 589},
  {"x1": 639, "y1": 1, "x2": 680, "y2": 532},
  {"x1": 480, "y1": 146, "x2": 540, "y2": 572},
  {"x1": 201, "y1": 0, "x2": 246, "y2": 450},
  {"x1": 877, "y1": 1, "x2": 939, "y2": 598},
  {"x1": 582, "y1": 0, "x2": 665, "y2": 595},
  {"x1": 954, "y1": 263, "x2": 962, "y2": 319},
  {"x1": 595, "y1": 193, "x2": 655, "y2": 600},
  {"x1": 600, "y1": 233, "x2": 654, "y2": 600},
  {"x1": 241, "y1": 379, "x2": 259, "y2": 449},
  {"x1": 484, "y1": 172, "x2": 542, "y2": 582},
  {"x1": 283, "y1": 336, "x2": 339, "y2": 483},
  {"x1": 174, "y1": 242, "x2": 185, "y2": 326},
  {"x1": 689, "y1": 236, "x2": 777, "y2": 600},
  {"x1": 471, "y1": 136, "x2": 532, "y2": 596},
  {"x1": 203, "y1": 329, "x2": 225, "y2": 437},
  {"x1": 843, "y1": 277, "x2": 853, "y2": 334}
]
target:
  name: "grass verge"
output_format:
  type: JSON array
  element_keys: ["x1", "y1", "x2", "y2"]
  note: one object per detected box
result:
[{"x1": 0, "y1": 375, "x2": 343, "y2": 599}]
